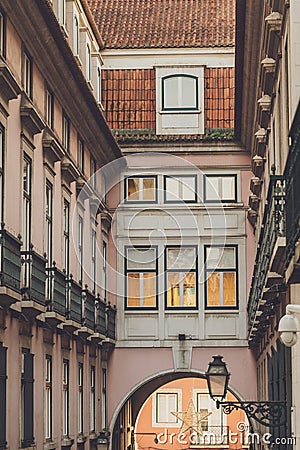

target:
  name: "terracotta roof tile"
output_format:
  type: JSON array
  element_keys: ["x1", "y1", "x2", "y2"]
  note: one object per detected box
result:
[{"x1": 87, "y1": 0, "x2": 235, "y2": 49}]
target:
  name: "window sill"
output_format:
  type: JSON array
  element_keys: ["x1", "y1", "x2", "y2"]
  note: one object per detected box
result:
[
  {"x1": 159, "y1": 110, "x2": 201, "y2": 115},
  {"x1": 44, "y1": 441, "x2": 57, "y2": 450},
  {"x1": 61, "y1": 437, "x2": 74, "y2": 448}
]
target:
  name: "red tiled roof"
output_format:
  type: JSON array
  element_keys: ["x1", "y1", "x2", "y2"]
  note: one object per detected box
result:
[
  {"x1": 88, "y1": 0, "x2": 235, "y2": 49},
  {"x1": 101, "y1": 67, "x2": 235, "y2": 132}
]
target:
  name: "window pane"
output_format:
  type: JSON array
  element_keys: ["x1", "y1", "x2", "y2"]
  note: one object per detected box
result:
[
  {"x1": 165, "y1": 177, "x2": 180, "y2": 201},
  {"x1": 207, "y1": 247, "x2": 235, "y2": 269},
  {"x1": 127, "y1": 272, "x2": 156, "y2": 307},
  {"x1": 167, "y1": 272, "x2": 196, "y2": 307},
  {"x1": 143, "y1": 178, "x2": 155, "y2": 201},
  {"x1": 127, "y1": 178, "x2": 139, "y2": 200},
  {"x1": 181, "y1": 76, "x2": 197, "y2": 108},
  {"x1": 222, "y1": 176, "x2": 236, "y2": 200},
  {"x1": 181, "y1": 177, "x2": 196, "y2": 200},
  {"x1": 157, "y1": 393, "x2": 178, "y2": 423},
  {"x1": 205, "y1": 177, "x2": 219, "y2": 201},
  {"x1": 167, "y1": 247, "x2": 196, "y2": 270},
  {"x1": 163, "y1": 77, "x2": 179, "y2": 109},
  {"x1": 223, "y1": 272, "x2": 236, "y2": 306},
  {"x1": 207, "y1": 272, "x2": 220, "y2": 306},
  {"x1": 127, "y1": 247, "x2": 156, "y2": 270}
]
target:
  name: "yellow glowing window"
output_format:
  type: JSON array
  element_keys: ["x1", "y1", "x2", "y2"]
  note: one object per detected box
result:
[{"x1": 126, "y1": 176, "x2": 156, "y2": 202}]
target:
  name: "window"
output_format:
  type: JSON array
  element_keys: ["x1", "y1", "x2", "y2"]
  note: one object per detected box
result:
[
  {"x1": 21, "y1": 349, "x2": 34, "y2": 447},
  {"x1": 204, "y1": 175, "x2": 237, "y2": 203},
  {"x1": 58, "y1": 0, "x2": 66, "y2": 26},
  {"x1": 196, "y1": 394, "x2": 209, "y2": 431},
  {"x1": 86, "y1": 43, "x2": 91, "y2": 81},
  {"x1": 91, "y1": 229, "x2": 96, "y2": 293},
  {"x1": 23, "y1": 155, "x2": 32, "y2": 251},
  {"x1": 0, "y1": 9, "x2": 6, "y2": 57},
  {"x1": 154, "y1": 391, "x2": 180, "y2": 426},
  {"x1": 90, "y1": 366, "x2": 96, "y2": 432},
  {"x1": 195, "y1": 392, "x2": 223, "y2": 430},
  {"x1": 125, "y1": 176, "x2": 157, "y2": 203},
  {"x1": 0, "y1": 126, "x2": 4, "y2": 225},
  {"x1": 102, "y1": 241, "x2": 107, "y2": 301},
  {"x1": 125, "y1": 246, "x2": 157, "y2": 309},
  {"x1": 45, "y1": 356, "x2": 52, "y2": 440},
  {"x1": 0, "y1": 343, "x2": 7, "y2": 449},
  {"x1": 90, "y1": 157, "x2": 97, "y2": 189},
  {"x1": 162, "y1": 75, "x2": 198, "y2": 111},
  {"x1": 78, "y1": 138, "x2": 84, "y2": 173},
  {"x1": 78, "y1": 363, "x2": 83, "y2": 434},
  {"x1": 45, "y1": 89, "x2": 54, "y2": 129},
  {"x1": 74, "y1": 15, "x2": 79, "y2": 55},
  {"x1": 101, "y1": 368, "x2": 107, "y2": 430},
  {"x1": 78, "y1": 215, "x2": 83, "y2": 284},
  {"x1": 63, "y1": 199, "x2": 70, "y2": 275},
  {"x1": 45, "y1": 181, "x2": 53, "y2": 267},
  {"x1": 62, "y1": 360, "x2": 69, "y2": 436},
  {"x1": 166, "y1": 246, "x2": 197, "y2": 309},
  {"x1": 97, "y1": 67, "x2": 102, "y2": 104},
  {"x1": 23, "y1": 50, "x2": 32, "y2": 99},
  {"x1": 205, "y1": 246, "x2": 238, "y2": 309},
  {"x1": 62, "y1": 114, "x2": 70, "y2": 152},
  {"x1": 164, "y1": 175, "x2": 197, "y2": 203}
]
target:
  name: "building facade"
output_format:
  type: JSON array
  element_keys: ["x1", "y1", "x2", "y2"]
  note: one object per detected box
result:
[
  {"x1": 239, "y1": 0, "x2": 300, "y2": 448},
  {"x1": 0, "y1": 1, "x2": 121, "y2": 449},
  {"x1": 87, "y1": 0, "x2": 258, "y2": 448}
]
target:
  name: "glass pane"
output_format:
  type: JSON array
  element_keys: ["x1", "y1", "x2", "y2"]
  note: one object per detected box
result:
[
  {"x1": 165, "y1": 177, "x2": 180, "y2": 201},
  {"x1": 221, "y1": 177, "x2": 236, "y2": 200},
  {"x1": 223, "y1": 272, "x2": 236, "y2": 306},
  {"x1": 127, "y1": 247, "x2": 156, "y2": 270},
  {"x1": 207, "y1": 272, "x2": 220, "y2": 306},
  {"x1": 143, "y1": 273, "x2": 156, "y2": 307},
  {"x1": 127, "y1": 178, "x2": 139, "y2": 201},
  {"x1": 206, "y1": 247, "x2": 235, "y2": 269},
  {"x1": 167, "y1": 247, "x2": 196, "y2": 270},
  {"x1": 163, "y1": 77, "x2": 179, "y2": 108},
  {"x1": 205, "y1": 177, "x2": 219, "y2": 201},
  {"x1": 181, "y1": 177, "x2": 196, "y2": 200},
  {"x1": 167, "y1": 272, "x2": 196, "y2": 307},
  {"x1": 127, "y1": 273, "x2": 156, "y2": 307},
  {"x1": 143, "y1": 178, "x2": 155, "y2": 201},
  {"x1": 181, "y1": 76, "x2": 197, "y2": 108},
  {"x1": 127, "y1": 273, "x2": 140, "y2": 307}
]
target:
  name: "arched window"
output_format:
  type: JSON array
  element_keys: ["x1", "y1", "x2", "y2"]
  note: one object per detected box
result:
[
  {"x1": 74, "y1": 15, "x2": 79, "y2": 55},
  {"x1": 162, "y1": 74, "x2": 198, "y2": 111},
  {"x1": 86, "y1": 43, "x2": 91, "y2": 80}
]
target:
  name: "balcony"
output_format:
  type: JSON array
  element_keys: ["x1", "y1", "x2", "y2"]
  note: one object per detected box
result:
[
  {"x1": 106, "y1": 302, "x2": 116, "y2": 341},
  {"x1": 0, "y1": 228, "x2": 22, "y2": 307},
  {"x1": 20, "y1": 249, "x2": 47, "y2": 318},
  {"x1": 285, "y1": 102, "x2": 300, "y2": 283},
  {"x1": 64, "y1": 276, "x2": 82, "y2": 332},
  {"x1": 78, "y1": 286, "x2": 95, "y2": 338},
  {"x1": 45, "y1": 265, "x2": 66, "y2": 326},
  {"x1": 248, "y1": 176, "x2": 285, "y2": 346}
]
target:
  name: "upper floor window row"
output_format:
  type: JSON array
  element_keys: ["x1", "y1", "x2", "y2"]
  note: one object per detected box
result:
[
  {"x1": 124, "y1": 174, "x2": 238, "y2": 204},
  {"x1": 125, "y1": 245, "x2": 238, "y2": 310}
]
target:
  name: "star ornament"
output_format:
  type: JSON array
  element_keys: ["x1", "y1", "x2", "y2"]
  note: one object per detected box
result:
[{"x1": 171, "y1": 399, "x2": 212, "y2": 435}]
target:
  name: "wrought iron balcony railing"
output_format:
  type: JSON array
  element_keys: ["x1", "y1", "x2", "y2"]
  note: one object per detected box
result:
[
  {"x1": 45, "y1": 265, "x2": 66, "y2": 316},
  {"x1": 0, "y1": 228, "x2": 21, "y2": 301},
  {"x1": 248, "y1": 175, "x2": 285, "y2": 332},
  {"x1": 21, "y1": 249, "x2": 47, "y2": 306},
  {"x1": 285, "y1": 101, "x2": 300, "y2": 268}
]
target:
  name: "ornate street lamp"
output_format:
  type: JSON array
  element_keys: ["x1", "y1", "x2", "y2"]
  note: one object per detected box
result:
[
  {"x1": 205, "y1": 355, "x2": 287, "y2": 427},
  {"x1": 205, "y1": 355, "x2": 230, "y2": 402}
]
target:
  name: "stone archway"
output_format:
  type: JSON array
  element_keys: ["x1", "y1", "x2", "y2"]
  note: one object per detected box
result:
[{"x1": 110, "y1": 369, "x2": 255, "y2": 450}]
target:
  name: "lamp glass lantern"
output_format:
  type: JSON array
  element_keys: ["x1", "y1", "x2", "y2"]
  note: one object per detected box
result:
[{"x1": 206, "y1": 355, "x2": 230, "y2": 401}]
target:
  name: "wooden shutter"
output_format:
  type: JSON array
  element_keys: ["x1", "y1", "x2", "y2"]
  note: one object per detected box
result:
[
  {"x1": 23, "y1": 352, "x2": 34, "y2": 447},
  {"x1": 0, "y1": 343, "x2": 7, "y2": 449}
]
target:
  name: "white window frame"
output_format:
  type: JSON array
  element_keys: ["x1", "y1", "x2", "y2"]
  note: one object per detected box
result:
[
  {"x1": 23, "y1": 50, "x2": 32, "y2": 99},
  {"x1": 152, "y1": 388, "x2": 182, "y2": 428},
  {"x1": 63, "y1": 198, "x2": 70, "y2": 275},
  {"x1": 78, "y1": 363, "x2": 83, "y2": 434},
  {"x1": 62, "y1": 360, "x2": 69, "y2": 437},
  {"x1": 156, "y1": 66, "x2": 204, "y2": 135},
  {"x1": 164, "y1": 174, "x2": 197, "y2": 203},
  {"x1": 204, "y1": 174, "x2": 238, "y2": 203},
  {"x1": 90, "y1": 366, "x2": 96, "y2": 432}
]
